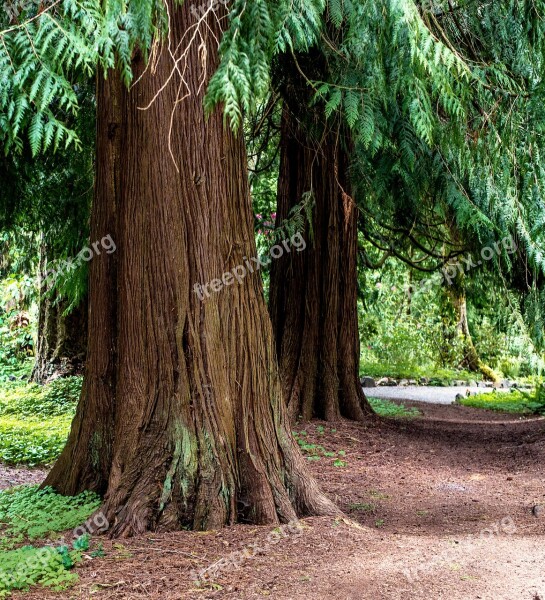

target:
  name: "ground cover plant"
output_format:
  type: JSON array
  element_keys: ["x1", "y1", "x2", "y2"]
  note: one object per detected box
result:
[
  {"x1": 0, "y1": 485, "x2": 102, "y2": 597},
  {"x1": 0, "y1": 377, "x2": 80, "y2": 465},
  {"x1": 367, "y1": 397, "x2": 421, "y2": 418},
  {"x1": 461, "y1": 384, "x2": 545, "y2": 415}
]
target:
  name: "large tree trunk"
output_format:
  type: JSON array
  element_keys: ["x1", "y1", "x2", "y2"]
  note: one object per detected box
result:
[
  {"x1": 31, "y1": 245, "x2": 87, "y2": 383},
  {"x1": 269, "y1": 104, "x2": 374, "y2": 423},
  {"x1": 44, "y1": 1, "x2": 336, "y2": 535}
]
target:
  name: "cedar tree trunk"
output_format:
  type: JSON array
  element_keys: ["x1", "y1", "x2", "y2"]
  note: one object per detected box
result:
[
  {"x1": 269, "y1": 104, "x2": 374, "y2": 422},
  {"x1": 44, "y1": 0, "x2": 337, "y2": 535}
]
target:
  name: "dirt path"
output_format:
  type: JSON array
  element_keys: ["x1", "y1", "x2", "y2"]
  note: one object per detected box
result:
[
  {"x1": 0, "y1": 464, "x2": 47, "y2": 490},
  {"x1": 14, "y1": 403, "x2": 545, "y2": 600}
]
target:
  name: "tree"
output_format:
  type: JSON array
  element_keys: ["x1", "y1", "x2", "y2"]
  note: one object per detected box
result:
[
  {"x1": 269, "y1": 66, "x2": 373, "y2": 421},
  {"x1": 44, "y1": 0, "x2": 336, "y2": 535}
]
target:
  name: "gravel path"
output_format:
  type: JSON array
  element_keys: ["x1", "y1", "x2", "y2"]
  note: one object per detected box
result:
[{"x1": 366, "y1": 385, "x2": 509, "y2": 405}]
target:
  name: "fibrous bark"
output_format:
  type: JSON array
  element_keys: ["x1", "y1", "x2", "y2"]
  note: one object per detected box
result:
[
  {"x1": 269, "y1": 102, "x2": 374, "y2": 423},
  {"x1": 44, "y1": 1, "x2": 337, "y2": 535}
]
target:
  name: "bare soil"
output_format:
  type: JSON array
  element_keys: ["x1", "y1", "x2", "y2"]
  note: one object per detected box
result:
[
  {"x1": 12, "y1": 401, "x2": 545, "y2": 600},
  {"x1": 0, "y1": 465, "x2": 47, "y2": 490}
]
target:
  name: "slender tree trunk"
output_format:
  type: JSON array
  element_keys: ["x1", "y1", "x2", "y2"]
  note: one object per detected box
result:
[
  {"x1": 31, "y1": 244, "x2": 87, "y2": 383},
  {"x1": 269, "y1": 104, "x2": 374, "y2": 422},
  {"x1": 444, "y1": 220, "x2": 499, "y2": 383},
  {"x1": 44, "y1": 1, "x2": 336, "y2": 535},
  {"x1": 448, "y1": 282, "x2": 499, "y2": 382}
]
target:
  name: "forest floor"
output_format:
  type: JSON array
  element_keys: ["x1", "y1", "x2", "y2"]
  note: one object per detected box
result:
[{"x1": 9, "y1": 401, "x2": 545, "y2": 600}]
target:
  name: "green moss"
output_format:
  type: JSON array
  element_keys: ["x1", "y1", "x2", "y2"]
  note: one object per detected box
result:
[{"x1": 159, "y1": 428, "x2": 183, "y2": 512}]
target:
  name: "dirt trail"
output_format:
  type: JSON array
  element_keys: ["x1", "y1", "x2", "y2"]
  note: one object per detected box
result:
[
  {"x1": 0, "y1": 465, "x2": 47, "y2": 490},
  {"x1": 14, "y1": 403, "x2": 545, "y2": 600}
]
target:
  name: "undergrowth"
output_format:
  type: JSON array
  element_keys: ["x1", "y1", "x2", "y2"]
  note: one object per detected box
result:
[
  {"x1": 368, "y1": 397, "x2": 421, "y2": 418},
  {"x1": 0, "y1": 377, "x2": 80, "y2": 465},
  {"x1": 0, "y1": 485, "x2": 101, "y2": 550},
  {"x1": 461, "y1": 384, "x2": 545, "y2": 415},
  {"x1": 0, "y1": 485, "x2": 102, "y2": 598}
]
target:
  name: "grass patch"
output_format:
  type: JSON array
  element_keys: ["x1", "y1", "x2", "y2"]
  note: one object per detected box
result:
[
  {"x1": 368, "y1": 397, "x2": 420, "y2": 418},
  {"x1": 461, "y1": 387, "x2": 545, "y2": 415},
  {"x1": 0, "y1": 376, "x2": 81, "y2": 465},
  {"x1": 348, "y1": 503, "x2": 376, "y2": 513}
]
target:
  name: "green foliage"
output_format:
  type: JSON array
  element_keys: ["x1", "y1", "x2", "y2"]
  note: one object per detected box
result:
[
  {"x1": 0, "y1": 376, "x2": 81, "y2": 418},
  {"x1": 0, "y1": 416, "x2": 72, "y2": 465},
  {"x1": 0, "y1": 1, "x2": 99, "y2": 154},
  {"x1": 0, "y1": 317, "x2": 34, "y2": 380},
  {"x1": 0, "y1": 377, "x2": 80, "y2": 464},
  {"x1": 292, "y1": 428, "x2": 347, "y2": 464},
  {"x1": 0, "y1": 486, "x2": 101, "y2": 597},
  {"x1": 206, "y1": 0, "x2": 326, "y2": 129},
  {"x1": 0, "y1": 543, "x2": 80, "y2": 597},
  {"x1": 367, "y1": 397, "x2": 420, "y2": 418},
  {"x1": 0, "y1": 267, "x2": 37, "y2": 380},
  {"x1": 359, "y1": 258, "x2": 467, "y2": 375},
  {"x1": 0, "y1": 0, "x2": 165, "y2": 155},
  {"x1": 358, "y1": 255, "x2": 544, "y2": 380},
  {"x1": 0, "y1": 485, "x2": 101, "y2": 550},
  {"x1": 461, "y1": 385, "x2": 545, "y2": 415}
]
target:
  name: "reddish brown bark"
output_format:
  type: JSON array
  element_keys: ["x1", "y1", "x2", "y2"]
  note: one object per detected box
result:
[
  {"x1": 269, "y1": 104, "x2": 374, "y2": 422},
  {"x1": 44, "y1": 0, "x2": 336, "y2": 535}
]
